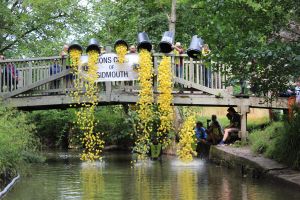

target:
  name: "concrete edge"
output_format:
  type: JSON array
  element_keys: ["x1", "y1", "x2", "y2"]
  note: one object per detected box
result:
[{"x1": 209, "y1": 146, "x2": 300, "y2": 188}]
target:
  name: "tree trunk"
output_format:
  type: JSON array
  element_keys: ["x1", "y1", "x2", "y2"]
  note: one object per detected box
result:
[
  {"x1": 169, "y1": 0, "x2": 181, "y2": 136},
  {"x1": 169, "y1": 0, "x2": 177, "y2": 33}
]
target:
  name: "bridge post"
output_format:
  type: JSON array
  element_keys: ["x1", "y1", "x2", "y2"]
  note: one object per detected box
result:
[
  {"x1": 105, "y1": 82, "x2": 111, "y2": 102},
  {"x1": 61, "y1": 58, "x2": 67, "y2": 91},
  {"x1": 189, "y1": 58, "x2": 194, "y2": 83},
  {"x1": 238, "y1": 105, "x2": 250, "y2": 141},
  {"x1": 29, "y1": 61, "x2": 33, "y2": 85}
]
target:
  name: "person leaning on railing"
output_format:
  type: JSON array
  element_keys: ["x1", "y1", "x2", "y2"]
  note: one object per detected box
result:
[
  {"x1": 60, "y1": 44, "x2": 73, "y2": 89},
  {"x1": 50, "y1": 44, "x2": 71, "y2": 91}
]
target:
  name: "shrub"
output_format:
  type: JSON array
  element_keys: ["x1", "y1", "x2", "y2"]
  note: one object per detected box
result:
[
  {"x1": 94, "y1": 106, "x2": 133, "y2": 147},
  {"x1": 249, "y1": 108, "x2": 300, "y2": 169},
  {"x1": 0, "y1": 106, "x2": 42, "y2": 176},
  {"x1": 272, "y1": 107, "x2": 300, "y2": 169},
  {"x1": 249, "y1": 122, "x2": 283, "y2": 155},
  {"x1": 28, "y1": 106, "x2": 133, "y2": 149},
  {"x1": 27, "y1": 109, "x2": 76, "y2": 148}
]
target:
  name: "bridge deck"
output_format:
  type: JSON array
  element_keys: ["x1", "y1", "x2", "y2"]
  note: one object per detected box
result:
[{"x1": 4, "y1": 91, "x2": 287, "y2": 110}]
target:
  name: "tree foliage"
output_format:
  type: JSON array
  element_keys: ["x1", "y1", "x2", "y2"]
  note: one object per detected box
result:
[
  {"x1": 27, "y1": 109, "x2": 75, "y2": 148},
  {"x1": 187, "y1": 0, "x2": 300, "y2": 96},
  {"x1": 0, "y1": 0, "x2": 89, "y2": 57},
  {"x1": 27, "y1": 106, "x2": 133, "y2": 149},
  {"x1": 89, "y1": 0, "x2": 300, "y2": 96},
  {"x1": 0, "y1": 105, "x2": 42, "y2": 177},
  {"x1": 87, "y1": 0, "x2": 170, "y2": 48},
  {"x1": 0, "y1": 0, "x2": 299, "y2": 96}
]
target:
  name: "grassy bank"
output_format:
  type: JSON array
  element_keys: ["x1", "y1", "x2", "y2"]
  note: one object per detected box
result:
[
  {"x1": 249, "y1": 108, "x2": 300, "y2": 169},
  {"x1": 181, "y1": 106, "x2": 270, "y2": 130},
  {"x1": 0, "y1": 106, "x2": 42, "y2": 189}
]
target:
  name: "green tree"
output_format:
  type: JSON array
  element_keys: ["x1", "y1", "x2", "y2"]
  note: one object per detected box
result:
[
  {"x1": 0, "y1": 0, "x2": 90, "y2": 57},
  {"x1": 1, "y1": 0, "x2": 299, "y2": 97},
  {"x1": 89, "y1": 0, "x2": 171, "y2": 47},
  {"x1": 181, "y1": 0, "x2": 300, "y2": 97}
]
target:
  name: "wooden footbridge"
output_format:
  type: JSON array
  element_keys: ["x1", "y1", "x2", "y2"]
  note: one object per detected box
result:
[{"x1": 0, "y1": 53, "x2": 288, "y2": 139}]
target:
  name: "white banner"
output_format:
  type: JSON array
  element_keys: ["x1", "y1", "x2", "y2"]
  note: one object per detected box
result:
[{"x1": 80, "y1": 53, "x2": 139, "y2": 82}]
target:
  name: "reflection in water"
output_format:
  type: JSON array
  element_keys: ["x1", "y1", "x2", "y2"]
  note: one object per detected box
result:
[
  {"x1": 172, "y1": 159, "x2": 204, "y2": 200},
  {"x1": 242, "y1": 183, "x2": 248, "y2": 200},
  {"x1": 80, "y1": 162, "x2": 104, "y2": 200},
  {"x1": 220, "y1": 176, "x2": 232, "y2": 200},
  {"x1": 178, "y1": 169, "x2": 198, "y2": 200},
  {"x1": 134, "y1": 162, "x2": 151, "y2": 200}
]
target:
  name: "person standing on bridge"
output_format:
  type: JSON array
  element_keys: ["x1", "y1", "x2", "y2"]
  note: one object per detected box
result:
[
  {"x1": 173, "y1": 42, "x2": 184, "y2": 93},
  {"x1": 0, "y1": 55, "x2": 5, "y2": 92},
  {"x1": 129, "y1": 45, "x2": 137, "y2": 54},
  {"x1": 61, "y1": 44, "x2": 73, "y2": 89},
  {"x1": 219, "y1": 107, "x2": 241, "y2": 145},
  {"x1": 61, "y1": 44, "x2": 69, "y2": 57},
  {"x1": 173, "y1": 42, "x2": 184, "y2": 78},
  {"x1": 61, "y1": 44, "x2": 74, "y2": 89},
  {"x1": 50, "y1": 44, "x2": 70, "y2": 91},
  {"x1": 0, "y1": 55, "x2": 19, "y2": 91}
]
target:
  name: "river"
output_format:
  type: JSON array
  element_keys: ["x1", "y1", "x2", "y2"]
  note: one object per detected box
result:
[{"x1": 3, "y1": 151, "x2": 300, "y2": 200}]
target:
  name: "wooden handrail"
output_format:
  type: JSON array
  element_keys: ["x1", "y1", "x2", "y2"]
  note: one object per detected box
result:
[
  {"x1": 0, "y1": 53, "x2": 191, "y2": 63},
  {"x1": 0, "y1": 56, "x2": 62, "y2": 63}
]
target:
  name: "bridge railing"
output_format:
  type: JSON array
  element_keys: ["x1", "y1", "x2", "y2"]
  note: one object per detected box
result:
[
  {"x1": 110, "y1": 53, "x2": 228, "y2": 93},
  {"x1": 0, "y1": 54, "x2": 228, "y2": 97},
  {"x1": 0, "y1": 57, "x2": 60, "y2": 95},
  {"x1": 153, "y1": 53, "x2": 227, "y2": 90}
]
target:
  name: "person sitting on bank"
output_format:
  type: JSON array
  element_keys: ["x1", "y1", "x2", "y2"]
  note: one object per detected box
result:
[
  {"x1": 207, "y1": 115, "x2": 223, "y2": 145},
  {"x1": 195, "y1": 121, "x2": 207, "y2": 144},
  {"x1": 150, "y1": 138, "x2": 162, "y2": 160},
  {"x1": 195, "y1": 121, "x2": 208, "y2": 157},
  {"x1": 219, "y1": 107, "x2": 241, "y2": 145}
]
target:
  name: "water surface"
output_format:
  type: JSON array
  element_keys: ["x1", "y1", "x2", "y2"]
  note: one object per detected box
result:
[{"x1": 3, "y1": 152, "x2": 300, "y2": 200}]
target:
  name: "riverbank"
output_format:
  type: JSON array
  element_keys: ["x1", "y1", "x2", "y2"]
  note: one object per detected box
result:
[
  {"x1": 0, "y1": 173, "x2": 20, "y2": 198},
  {"x1": 0, "y1": 169, "x2": 17, "y2": 191},
  {"x1": 210, "y1": 145, "x2": 300, "y2": 188}
]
